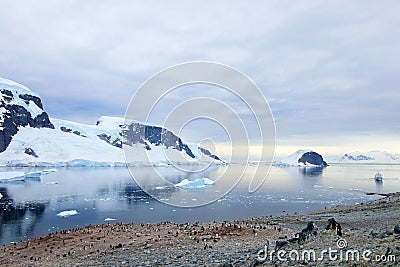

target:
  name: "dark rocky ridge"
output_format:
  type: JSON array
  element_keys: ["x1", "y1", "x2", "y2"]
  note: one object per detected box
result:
[
  {"x1": 342, "y1": 153, "x2": 374, "y2": 161},
  {"x1": 0, "y1": 88, "x2": 54, "y2": 153},
  {"x1": 298, "y1": 151, "x2": 328, "y2": 167},
  {"x1": 122, "y1": 123, "x2": 196, "y2": 158},
  {"x1": 198, "y1": 146, "x2": 222, "y2": 161}
]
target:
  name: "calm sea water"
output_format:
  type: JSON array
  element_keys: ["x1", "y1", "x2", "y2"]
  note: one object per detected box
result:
[{"x1": 1, "y1": 164, "x2": 399, "y2": 245}]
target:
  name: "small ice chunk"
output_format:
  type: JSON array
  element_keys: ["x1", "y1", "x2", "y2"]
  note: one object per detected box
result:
[
  {"x1": 312, "y1": 185, "x2": 323, "y2": 188},
  {"x1": 155, "y1": 186, "x2": 166, "y2": 190},
  {"x1": 104, "y1": 218, "x2": 116, "y2": 221},
  {"x1": 175, "y1": 178, "x2": 215, "y2": 189},
  {"x1": 56, "y1": 210, "x2": 79, "y2": 218},
  {"x1": 42, "y1": 168, "x2": 57, "y2": 173},
  {"x1": 0, "y1": 193, "x2": 2, "y2": 199}
]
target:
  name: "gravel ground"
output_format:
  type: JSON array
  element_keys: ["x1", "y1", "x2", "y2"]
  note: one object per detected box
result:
[{"x1": 1, "y1": 193, "x2": 399, "y2": 266}]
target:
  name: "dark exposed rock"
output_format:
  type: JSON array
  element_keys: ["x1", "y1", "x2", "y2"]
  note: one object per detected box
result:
[
  {"x1": 1, "y1": 89, "x2": 13, "y2": 102},
  {"x1": 198, "y1": 146, "x2": 222, "y2": 161},
  {"x1": 122, "y1": 122, "x2": 195, "y2": 158},
  {"x1": 298, "y1": 152, "x2": 328, "y2": 167},
  {"x1": 97, "y1": 134, "x2": 122, "y2": 148},
  {"x1": 72, "y1": 130, "x2": 82, "y2": 136},
  {"x1": 24, "y1": 148, "x2": 38, "y2": 158},
  {"x1": 0, "y1": 95, "x2": 54, "y2": 152},
  {"x1": 60, "y1": 126, "x2": 86, "y2": 138},
  {"x1": 60, "y1": 126, "x2": 72, "y2": 133},
  {"x1": 394, "y1": 225, "x2": 400, "y2": 235},
  {"x1": 18, "y1": 94, "x2": 44, "y2": 109}
]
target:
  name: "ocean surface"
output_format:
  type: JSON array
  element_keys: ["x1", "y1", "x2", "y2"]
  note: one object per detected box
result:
[{"x1": 1, "y1": 164, "x2": 399, "y2": 245}]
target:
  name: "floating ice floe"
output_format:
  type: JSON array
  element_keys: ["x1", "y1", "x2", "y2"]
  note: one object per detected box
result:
[
  {"x1": 175, "y1": 178, "x2": 215, "y2": 189},
  {"x1": 0, "y1": 193, "x2": 3, "y2": 199},
  {"x1": 0, "y1": 171, "x2": 26, "y2": 182},
  {"x1": 0, "y1": 170, "x2": 46, "y2": 183},
  {"x1": 42, "y1": 168, "x2": 57, "y2": 173},
  {"x1": 104, "y1": 218, "x2": 116, "y2": 221},
  {"x1": 312, "y1": 185, "x2": 323, "y2": 188},
  {"x1": 44, "y1": 181, "x2": 58, "y2": 185},
  {"x1": 154, "y1": 186, "x2": 167, "y2": 190},
  {"x1": 56, "y1": 210, "x2": 79, "y2": 218}
]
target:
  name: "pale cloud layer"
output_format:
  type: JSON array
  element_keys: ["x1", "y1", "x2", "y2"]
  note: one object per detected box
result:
[{"x1": 0, "y1": 1, "x2": 399, "y2": 154}]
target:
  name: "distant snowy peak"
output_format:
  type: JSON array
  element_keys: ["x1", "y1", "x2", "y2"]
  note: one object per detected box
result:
[
  {"x1": 275, "y1": 150, "x2": 328, "y2": 167},
  {"x1": 339, "y1": 151, "x2": 400, "y2": 163},
  {"x1": 0, "y1": 79, "x2": 54, "y2": 152}
]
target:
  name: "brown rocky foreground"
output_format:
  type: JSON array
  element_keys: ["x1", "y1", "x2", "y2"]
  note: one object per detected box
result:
[{"x1": 1, "y1": 193, "x2": 400, "y2": 266}]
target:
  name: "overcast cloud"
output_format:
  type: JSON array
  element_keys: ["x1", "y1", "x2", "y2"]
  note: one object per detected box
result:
[{"x1": 0, "y1": 0, "x2": 399, "y2": 154}]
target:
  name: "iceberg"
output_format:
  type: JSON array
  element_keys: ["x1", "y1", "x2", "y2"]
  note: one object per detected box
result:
[
  {"x1": 175, "y1": 178, "x2": 215, "y2": 189},
  {"x1": 312, "y1": 185, "x2": 323, "y2": 188},
  {"x1": 104, "y1": 217, "x2": 116, "y2": 221},
  {"x1": 0, "y1": 171, "x2": 42, "y2": 183},
  {"x1": 0, "y1": 171, "x2": 26, "y2": 182},
  {"x1": 56, "y1": 210, "x2": 79, "y2": 218}
]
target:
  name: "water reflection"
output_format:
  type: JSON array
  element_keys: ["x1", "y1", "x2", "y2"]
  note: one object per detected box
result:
[
  {"x1": 121, "y1": 184, "x2": 153, "y2": 203},
  {"x1": 300, "y1": 167, "x2": 324, "y2": 177},
  {"x1": 0, "y1": 187, "x2": 48, "y2": 243},
  {"x1": 375, "y1": 180, "x2": 383, "y2": 193},
  {"x1": 0, "y1": 165, "x2": 398, "y2": 245}
]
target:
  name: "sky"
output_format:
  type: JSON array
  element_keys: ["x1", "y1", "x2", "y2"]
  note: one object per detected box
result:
[{"x1": 0, "y1": 0, "x2": 399, "y2": 158}]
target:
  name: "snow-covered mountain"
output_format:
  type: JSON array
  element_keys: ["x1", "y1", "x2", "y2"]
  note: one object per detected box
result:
[
  {"x1": 338, "y1": 150, "x2": 400, "y2": 164},
  {"x1": 274, "y1": 150, "x2": 328, "y2": 167},
  {"x1": 0, "y1": 78, "x2": 221, "y2": 166}
]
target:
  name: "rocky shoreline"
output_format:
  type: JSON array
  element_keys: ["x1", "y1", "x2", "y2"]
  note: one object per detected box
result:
[{"x1": 1, "y1": 193, "x2": 400, "y2": 266}]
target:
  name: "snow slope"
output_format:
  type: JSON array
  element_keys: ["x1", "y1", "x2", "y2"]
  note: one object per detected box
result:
[
  {"x1": 0, "y1": 78, "x2": 223, "y2": 166},
  {"x1": 274, "y1": 150, "x2": 312, "y2": 167}
]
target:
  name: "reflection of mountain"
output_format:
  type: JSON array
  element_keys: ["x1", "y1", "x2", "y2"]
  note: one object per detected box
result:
[
  {"x1": 121, "y1": 185, "x2": 153, "y2": 204},
  {"x1": 118, "y1": 184, "x2": 180, "y2": 205},
  {"x1": 0, "y1": 187, "x2": 48, "y2": 244},
  {"x1": 300, "y1": 167, "x2": 324, "y2": 177}
]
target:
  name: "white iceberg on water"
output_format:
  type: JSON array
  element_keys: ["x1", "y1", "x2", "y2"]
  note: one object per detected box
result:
[
  {"x1": 56, "y1": 210, "x2": 79, "y2": 218},
  {"x1": 0, "y1": 171, "x2": 26, "y2": 182},
  {"x1": 175, "y1": 178, "x2": 215, "y2": 189}
]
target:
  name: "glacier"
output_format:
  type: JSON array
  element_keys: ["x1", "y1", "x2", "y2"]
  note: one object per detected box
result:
[{"x1": 0, "y1": 78, "x2": 223, "y2": 167}]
